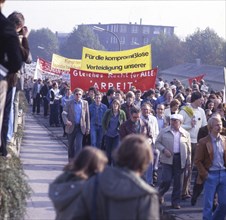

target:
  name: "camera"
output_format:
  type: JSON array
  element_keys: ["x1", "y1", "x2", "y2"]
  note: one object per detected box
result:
[{"x1": 18, "y1": 26, "x2": 27, "y2": 36}]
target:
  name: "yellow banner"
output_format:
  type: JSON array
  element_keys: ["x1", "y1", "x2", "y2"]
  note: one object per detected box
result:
[
  {"x1": 81, "y1": 45, "x2": 151, "y2": 73},
  {"x1": 51, "y1": 54, "x2": 81, "y2": 71}
]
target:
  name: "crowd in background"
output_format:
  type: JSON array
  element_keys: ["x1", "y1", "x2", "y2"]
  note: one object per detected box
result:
[
  {"x1": 1, "y1": 1, "x2": 226, "y2": 218},
  {"x1": 27, "y1": 74, "x2": 226, "y2": 219}
]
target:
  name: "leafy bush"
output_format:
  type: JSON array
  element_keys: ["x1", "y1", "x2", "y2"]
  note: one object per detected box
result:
[{"x1": 0, "y1": 151, "x2": 31, "y2": 219}]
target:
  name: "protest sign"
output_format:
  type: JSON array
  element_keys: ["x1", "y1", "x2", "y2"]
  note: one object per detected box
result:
[
  {"x1": 51, "y1": 53, "x2": 81, "y2": 71},
  {"x1": 81, "y1": 45, "x2": 151, "y2": 74},
  {"x1": 70, "y1": 68, "x2": 157, "y2": 92}
]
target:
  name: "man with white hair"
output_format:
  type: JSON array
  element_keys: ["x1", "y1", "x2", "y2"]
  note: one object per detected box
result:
[
  {"x1": 156, "y1": 114, "x2": 191, "y2": 209},
  {"x1": 195, "y1": 114, "x2": 226, "y2": 220}
]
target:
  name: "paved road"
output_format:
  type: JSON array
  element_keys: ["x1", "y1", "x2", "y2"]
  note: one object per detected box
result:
[
  {"x1": 22, "y1": 112, "x2": 205, "y2": 220},
  {"x1": 21, "y1": 114, "x2": 68, "y2": 220}
]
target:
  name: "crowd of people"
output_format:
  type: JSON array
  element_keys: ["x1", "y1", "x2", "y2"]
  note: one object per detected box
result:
[
  {"x1": 1, "y1": 1, "x2": 226, "y2": 219},
  {"x1": 26, "y1": 75, "x2": 226, "y2": 219}
]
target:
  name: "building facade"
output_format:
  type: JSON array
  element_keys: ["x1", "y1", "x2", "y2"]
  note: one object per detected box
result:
[{"x1": 80, "y1": 22, "x2": 175, "y2": 51}]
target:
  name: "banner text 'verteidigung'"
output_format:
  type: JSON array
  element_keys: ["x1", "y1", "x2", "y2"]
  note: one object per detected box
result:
[{"x1": 81, "y1": 45, "x2": 152, "y2": 73}]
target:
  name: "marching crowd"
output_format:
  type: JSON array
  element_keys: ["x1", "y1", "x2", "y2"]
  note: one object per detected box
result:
[
  {"x1": 27, "y1": 75, "x2": 226, "y2": 220},
  {"x1": 1, "y1": 0, "x2": 226, "y2": 219}
]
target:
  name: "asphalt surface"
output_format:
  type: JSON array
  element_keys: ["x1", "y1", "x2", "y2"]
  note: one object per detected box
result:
[
  {"x1": 21, "y1": 112, "x2": 204, "y2": 220},
  {"x1": 21, "y1": 113, "x2": 68, "y2": 220}
]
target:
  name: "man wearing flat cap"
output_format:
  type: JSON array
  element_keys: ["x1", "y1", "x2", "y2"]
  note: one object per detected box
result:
[{"x1": 155, "y1": 114, "x2": 191, "y2": 209}]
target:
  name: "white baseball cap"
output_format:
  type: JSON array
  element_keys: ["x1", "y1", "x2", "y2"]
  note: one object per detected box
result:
[{"x1": 170, "y1": 114, "x2": 183, "y2": 122}]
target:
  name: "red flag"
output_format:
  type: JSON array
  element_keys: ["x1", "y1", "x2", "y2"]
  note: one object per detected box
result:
[
  {"x1": 38, "y1": 57, "x2": 69, "y2": 76},
  {"x1": 188, "y1": 74, "x2": 205, "y2": 86}
]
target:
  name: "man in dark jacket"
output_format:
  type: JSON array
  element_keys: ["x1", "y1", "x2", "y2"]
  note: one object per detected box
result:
[
  {"x1": 101, "y1": 88, "x2": 115, "y2": 109},
  {"x1": 40, "y1": 79, "x2": 50, "y2": 117},
  {"x1": 0, "y1": 0, "x2": 23, "y2": 156},
  {"x1": 119, "y1": 106, "x2": 152, "y2": 141}
]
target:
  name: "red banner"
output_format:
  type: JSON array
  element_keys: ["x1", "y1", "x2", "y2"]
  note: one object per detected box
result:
[
  {"x1": 38, "y1": 57, "x2": 69, "y2": 76},
  {"x1": 188, "y1": 74, "x2": 205, "y2": 86},
  {"x1": 70, "y1": 68, "x2": 157, "y2": 92}
]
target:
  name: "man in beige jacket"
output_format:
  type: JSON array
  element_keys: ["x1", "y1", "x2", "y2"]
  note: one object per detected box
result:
[
  {"x1": 62, "y1": 88, "x2": 90, "y2": 161},
  {"x1": 156, "y1": 114, "x2": 191, "y2": 209}
]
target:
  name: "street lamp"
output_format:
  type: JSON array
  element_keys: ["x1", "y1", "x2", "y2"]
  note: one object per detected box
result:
[
  {"x1": 132, "y1": 42, "x2": 140, "y2": 46},
  {"x1": 37, "y1": 46, "x2": 45, "y2": 50},
  {"x1": 93, "y1": 26, "x2": 121, "y2": 51}
]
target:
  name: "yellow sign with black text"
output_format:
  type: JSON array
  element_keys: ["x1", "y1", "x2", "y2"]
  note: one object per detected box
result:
[
  {"x1": 81, "y1": 45, "x2": 151, "y2": 73},
  {"x1": 51, "y1": 54, "x2": 81, "y2": 71}
]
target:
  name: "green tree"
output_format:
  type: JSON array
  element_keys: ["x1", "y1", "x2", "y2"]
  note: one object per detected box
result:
[
  {"x1": 60, "y1": 25, "x2": 105, "y2": 59},
  {"x1": 28, "y1": 28, "x2": 59, "y2": 62},
  {"x1": 150, "y1": 34, "x2": 185, "y2": 70},
  {"x1": 184, "y1": 27, "x2": 226, "y2": 66}
]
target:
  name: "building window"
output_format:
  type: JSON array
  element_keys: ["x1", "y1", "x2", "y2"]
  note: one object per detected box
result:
[
  {"x1": 120, "y1": 25, "x2": 127, "y2": 33},
  {"x1": 143, "y1": 26, "x2": 150, "y2": 34},
  {"x1": 113, "y1": 24, "x2": 119, "y2": 33},
  {"x1": 131, "y1": 37, "x2": 138, "y2": 45},
  {"x1": 120, "y1": 36, "x2": 125, "y2": 44},
  {"x1": 143, "y1": 38, "x2": 149, "y2": 44},
  {"x1": 153, "y1": 27, "x2": 160, "y2": 35},
  {"x1": 131, "y1": 25, "x2": 138, "y2": 33},
  {"x1": 164, "y1": 27, "x2": 172, "y2": 35},
  {"x1": 109, "y1": 25, "x2": 118, "y2": 33},
  {"x1": 110, "y1": 36, "x2": 118, "y2": 44}
]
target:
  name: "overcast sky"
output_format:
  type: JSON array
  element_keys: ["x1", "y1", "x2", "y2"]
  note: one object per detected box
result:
[{"x1": 3, "y1": 0, "x2": 226, "y2": 40}]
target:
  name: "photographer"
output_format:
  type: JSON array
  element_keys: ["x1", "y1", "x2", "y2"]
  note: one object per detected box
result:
[
  {"x1": 0, "y1": 10, "x2": 31, "y2": 157},
  {"x1": 0, "y1": 1, "x2": 23, "y2": 157}
]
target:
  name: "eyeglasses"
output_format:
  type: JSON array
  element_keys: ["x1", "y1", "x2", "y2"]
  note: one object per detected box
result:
[{"x1": 75, "y1": 93, "x2": 82, "y2": 96}]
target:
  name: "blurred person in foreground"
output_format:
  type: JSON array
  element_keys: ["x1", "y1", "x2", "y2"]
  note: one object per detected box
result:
[
  {"x1": 6, "y1": 11, "x2": 31, "y2": 150},
  {"x1": 0, "y1": 2, "x2": 22, "y2": 146},
  {"x1": 0, "y1": 3, "x2": 24, "y2": 157},
  {"x1": 49, "y1": 147, "x2": 108, "y2": 220},
  {"x1": 194, "y1": 114, "x2": 226, "y2": 220},
  {"x1": 76, "y1": 134, "x2": 160, "y2": 220}
]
